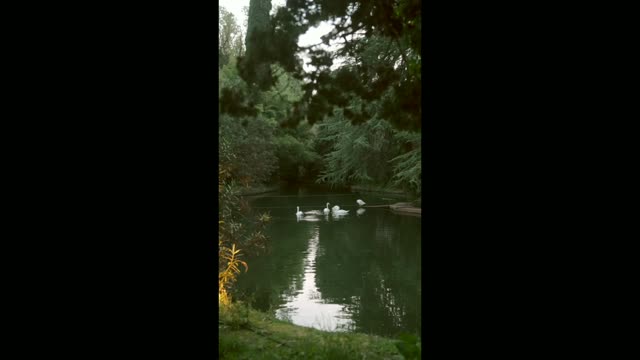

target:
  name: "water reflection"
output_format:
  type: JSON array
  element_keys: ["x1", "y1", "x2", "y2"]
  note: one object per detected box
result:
[
  {"x1": 297, "y1": 214, "x2": 322, "y2": 222},
  {"x1": 235, "y1": 189, "x2": 421, "y2": 338},
  {"x1": 275, "y1": 226, "x2": 354, "y2": 332},
  {"x1": 313, "y1": 210, "x2": 421, "y2": 337},
  {"x1": 331, "y1": 215, "x2": 348, "y2": 221}
]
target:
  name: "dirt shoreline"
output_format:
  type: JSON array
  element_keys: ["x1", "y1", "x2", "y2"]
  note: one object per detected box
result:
[
  {"x1": 363, "y1": 202, "x2": 421, "y2": 217},
  {"x1": 389, "y1": 202, "x2": 421, "y2": 216}
]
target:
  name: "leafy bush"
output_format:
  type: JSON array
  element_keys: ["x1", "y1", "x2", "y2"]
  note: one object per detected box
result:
[
  {"x1": 273, "y1": 122, "x2": 322, "y2": 182},
  {"x1": 219, "y1": 301, "x2": 251, "y2": 330},
  {"x1": 219, "y1": 114, "x2": 278, "y2": 186},
  {"x1": 219, "y1": 138, "x2": 271, "y2": 306},
  {"x1": 394, "y1": 333, "x2": 421, "y2": 360}
]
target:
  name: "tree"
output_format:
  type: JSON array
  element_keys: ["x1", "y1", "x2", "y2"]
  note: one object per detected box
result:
[
  {"x1": 225, "y1": 0, "x2": 422, "y2": 130},
  {"x1": 219, "y1": 7, "x2": 245, "y2": 68},
  {"x1": 219, "y1": 114, "x2": 278, "y2": 186},
  {"x1": 239, "y1": 0, "x2": 274, "y2": 90},
  {"x1": 220, "y1": 0, "x2": 422, "y2": 194},
  {"x1": 315, "y1": 108, "x2": 398, "y2": 187},
  {"x1": 269, "y1": 0, "x2": 422, "y2": 131}
]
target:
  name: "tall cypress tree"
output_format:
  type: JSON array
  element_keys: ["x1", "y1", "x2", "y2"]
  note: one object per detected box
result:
[{"x1": 240, "y1": 0, "x2": 273, "y2": 90}]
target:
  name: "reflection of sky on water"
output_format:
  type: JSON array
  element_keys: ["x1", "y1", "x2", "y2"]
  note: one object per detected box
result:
[
  {"x1": 237, "y1": 190, "x2": 421, "y2": 337},
  {"x1": 275, "y1": 226, "x2": 355, "y2": 332},
  {"x1": 296, "y1": 214, "x2": 322, "y2": 222}
]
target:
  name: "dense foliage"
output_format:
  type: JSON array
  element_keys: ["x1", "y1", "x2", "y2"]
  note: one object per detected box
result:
[
  {"x1": 219, "y1": 2, "x2": 421, "y2": 194},
  {"x1": 219, "y1": 114, "x2": 278, "y2": 186},
  {"x1": 219, "y1": 1, "x2": 422, "y2": 328},
  {"x1": 234, "y1": 0, "x2": 422, "y2": 132},
  {"x1": 218, "y1": 138, "x2": 271, "y2": 304},
  {"x1": 314, "y1": 108, "x2": 421, "y2": 195},
  {"x1": 219, "y1": 5, "x2": 422, "y2": 353}
]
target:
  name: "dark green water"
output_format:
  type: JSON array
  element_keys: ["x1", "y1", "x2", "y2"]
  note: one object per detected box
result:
[{"x1": 234, "y1": 186, "x2": 421, "y2": 338}]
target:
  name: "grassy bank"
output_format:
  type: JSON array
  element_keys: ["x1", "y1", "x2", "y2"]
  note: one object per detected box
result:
[{"x1": 219, "y1": 302, "x2": 420, "y2": 359}]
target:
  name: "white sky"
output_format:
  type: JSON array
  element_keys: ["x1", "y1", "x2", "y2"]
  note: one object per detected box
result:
[{"x1": 219, "y1": 0, "x2": 342, "y2": 72}]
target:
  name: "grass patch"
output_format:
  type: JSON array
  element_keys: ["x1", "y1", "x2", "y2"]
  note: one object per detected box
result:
[{"x1": 219, "y1": 302, "x2": 409, "y2": 359}]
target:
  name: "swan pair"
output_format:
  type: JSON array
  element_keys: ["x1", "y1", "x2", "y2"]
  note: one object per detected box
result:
[{"x1": 321, "y1": 203, "x2": 343, "y2": 215}]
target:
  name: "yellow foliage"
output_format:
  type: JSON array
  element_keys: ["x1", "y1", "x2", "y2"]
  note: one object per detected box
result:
[
  {"x1": 219, "y1": 243, "x2": 248, "y2": 305},
  {"x1": 219, "y1": 158, "x2": 259, "y2": 306}
]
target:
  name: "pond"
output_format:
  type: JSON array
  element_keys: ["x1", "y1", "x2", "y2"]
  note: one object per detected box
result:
[{"x1": 234, "y1": 185, "x2": 422, "y2": 338}]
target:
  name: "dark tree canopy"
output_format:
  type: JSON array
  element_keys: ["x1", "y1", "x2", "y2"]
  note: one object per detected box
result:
[
  {"x1": 271, "y1": 0, "x2": 422, "y2": 131},
  {"x1": 225, "y1": 0, "x2": 421, "y2": 132}
]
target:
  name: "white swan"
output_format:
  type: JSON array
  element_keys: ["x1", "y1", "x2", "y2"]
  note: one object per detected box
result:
[
  {"x1": 304, "y1": 210, "x2": 323, "y2": 215},
  {"x1": 323, "y1": 203, "x2": 330, "y2": 214},
  {"x1": 332, "y1": 205, "x2": 340, "y2": 211},
  {"x1": 356, "y1": 199, "x2": 366, "y2": 206},
  {"x1": 333, "y1": 209, "x2": 349, "y2": 215},
  {"x1": 295, "y1": 206, "x2": 303, "y2": 217}
]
